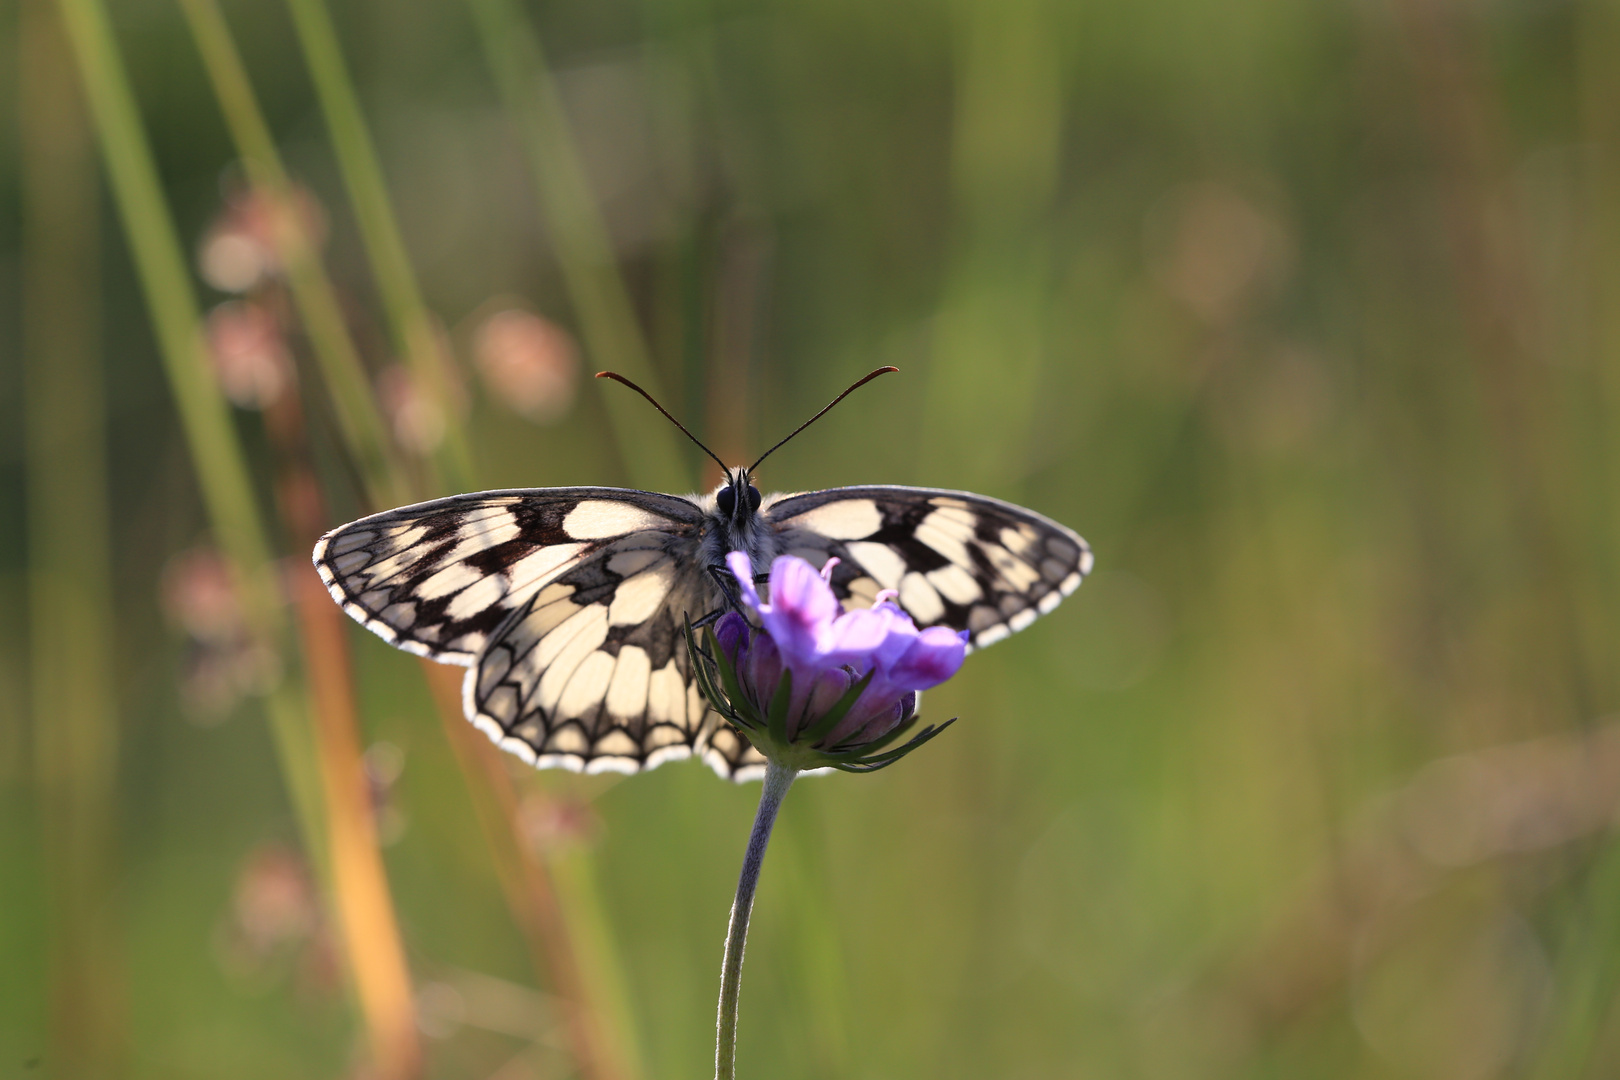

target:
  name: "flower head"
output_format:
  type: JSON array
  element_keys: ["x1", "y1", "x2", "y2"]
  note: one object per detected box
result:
[{"x1": 686, "y1": 554, "x2": 968, "y2": 773}]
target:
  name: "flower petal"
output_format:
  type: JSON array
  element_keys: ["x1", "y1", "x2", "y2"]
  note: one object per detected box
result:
[
  {"x1": 760, "y1": 556, "x2": 841, "y2": 668},
  {"x1": 822, "y1": 606, "x2": 894, "y2": 665},
  {"x1": 726, "y1": 551, "x2": 761, "y2": 609},
  {"x1": 886, "y1": 627, "x2": 968, "y2": 691}
]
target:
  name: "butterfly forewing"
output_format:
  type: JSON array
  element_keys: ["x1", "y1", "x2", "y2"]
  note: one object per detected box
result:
[
  {"x1": 313, "y1": 488, "x2": 707, "y2": 662},
  {"x1": 764, "y1": 486, "x2": 1093, "y2": 650}
]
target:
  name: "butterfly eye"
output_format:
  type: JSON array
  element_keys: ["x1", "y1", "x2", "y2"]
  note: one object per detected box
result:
[
  {"x1": 717, "y1": 485, "x2": 737, "y2": 516},
  {"x1": 747, "y1": 486, "x2": 762, "y2": 512}
]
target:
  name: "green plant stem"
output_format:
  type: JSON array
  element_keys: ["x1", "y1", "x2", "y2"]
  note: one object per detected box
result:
[
  {"x1": 716, "y1": 759, "x2": 798, "y2": 1080},
  {"x1": 21, "y1": 1, "x2": 123, "y2": 1070},
  {"x1": 51, "y1": 0, "x2": 327, "y2": 867},
  {"x1": 176, "y1": 0, "x2": 409, "y2": 510},
  {"x1": 464, "y1": 0, "x2": 689, "y2": 493},
  {"x1": 283, "y1": 0, "x2": 473, "y2": 488}
]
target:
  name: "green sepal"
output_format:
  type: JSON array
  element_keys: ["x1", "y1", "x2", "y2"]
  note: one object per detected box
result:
[
  {"x1": 766, "y1": 667, "x2": 793, "y2": 747},
  {"x1": 706, "y1": 627, "x2": 751, "y2": 722},
  {"x1": 829, "y1": 710, "x2": 917, "y2": 757},
  {"x1": 830, "y1": 718, "x2": 957, "y2": 772},
  {"x1": 683, "y1": 616, "x2": 751, "y2": 732}
]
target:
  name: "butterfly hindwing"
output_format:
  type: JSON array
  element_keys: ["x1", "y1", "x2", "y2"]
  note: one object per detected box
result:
[
  {"x1": 463, "y1": 526, "x2": 733, "y2": 773},
  {"x1": 764, "y1": 485, "x2": 1092, "y2": 650},
  {"x1": 312, "y1": 488, "x2": 706, "y2": 664}
]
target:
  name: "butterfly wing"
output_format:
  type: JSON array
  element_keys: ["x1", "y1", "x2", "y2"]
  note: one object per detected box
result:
[
  {"x1": 463, "y1": 525, "x2": 731, "y2": 775},
  {"x1": 315, "y1": 488, "x2": 760, "y2": 776},
  {"x1": 313, "y1": 487, "x2": 707, "y2": 663},
  {"x1": 764, "y1": 486, "x2": 1092, "y2": 650}
]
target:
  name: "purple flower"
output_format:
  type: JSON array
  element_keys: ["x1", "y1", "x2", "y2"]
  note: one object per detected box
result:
[{"x1": 688, "y1": 554, "x2": 967, "y2": 772}]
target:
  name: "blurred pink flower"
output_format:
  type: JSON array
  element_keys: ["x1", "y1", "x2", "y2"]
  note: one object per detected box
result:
[
  {"x1": 161, "y1": 547, "x2": 242, "y2": 644},
  {"x1": 472, "y1": 308, "x2": 579, "y2": 423},
  {"x1": 215, "y1": 842, "x2": 339, "y2": 996},
  {"x1": 232, "y1": 843, "x2": 318, "y2": 955},
  {"x1": 206, "y1": 300, "x2": 295, "y2": 410},
  {"x1": 376, "y1": 364, "x2": 448, "y2": 456},
  {"x1": 364, "y1": 742, "x2": 409, "y2": 846},
  {"x1": 160, "y1": 547, "x2": 281, "y2": 722},
  {"x1": 198, "y1": 182, "x2": 326, "y2": 294},
  {"x1": 517, "y1": 790, "x2": 601, "y2": 855}
]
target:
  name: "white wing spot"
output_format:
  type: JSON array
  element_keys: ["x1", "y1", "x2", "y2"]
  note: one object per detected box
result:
[
  {"x1": 1009, "y1": 608, "x2": 1037, "y2": 633},
  {"x1": 898, "y1": 572, "x2": 945, "y2": 624},
  {"x1": 557, "y1": 650, "x2": 617, "y2": 719},
  {"x1": 927, "y1": 563, "x2": 982, "y2": 604},
  {"x1": 999, "y1": 525, "x2": 1039, "y2": 557},
  {"x1": 925, "y1": 503, "x2": 978, "y2": 534},
  {"x1": 976, "y1": 625, "x2": 1011, "y2": 648},
  {"x1": 1037, "y1": 591, "x2": 1063, "y2": 614},
  {"x1": 605, "y1": 645, "x2": 652, "y2": 717},
  {"x1": 445, "y1": 513, "x2": 521, "y2": 559},
  {"x1": 846, "y1": 541, "x2": 906, "y2": 589},
  {"x1": 507, "y1": 543, "x2": 588, "y2": 592},
  {"x1": 381, "y1": 601, "x2": 418, "y2": 628},
  {"x1": 645, "y1": 724, "x2": 688, "y2": 750},
  {"x1": 916, "y1": 512, "x2": 972, "y2": 567},
  {"x1": 328, "y1": 528, "x2": 376, "y2": 556},
  {"x1": 548, "y1": 725, "x2": 589, "y2": 754},
  {"x1": 608, "y1": 560, "x2": 675, "y2": 626},
  {"x1": 564, "y1": 501, "x2": 671, "y2": 540},
  {"x1": 783, "y1": 499, "x2": 882, "y2": 540},
  {"x1": 985, "y1": 546, "x2": 1041, "y2": 591},
  {"x1": 607, "y1": 547, "x2": 663, "y2": 576},
  {"x1": 845, "y1": 576, "x2": 880, "y2": 608},
  {"x1": 647, "y1": 662, "x2": 686, "y2": 724},
  {"x1": 445, "y1": 572, "x2": 511, "y2": 621},
  {"x1": 593, "y1": 730, "x2": 640, "y2": 757},
  {"x1": 529, "y1": 605, "x2": 609, "y2": 709},
  {"x1": 507, "y1": 589, "x2": 582, "y2": 678},
  {"x1": 416, "y1": 561, "x2": 483, "y2": 601}
]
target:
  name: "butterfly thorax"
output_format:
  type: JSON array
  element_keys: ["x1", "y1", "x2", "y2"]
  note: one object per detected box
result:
[{"x1": 697, "y1": 470, "x2": 777, "y2": 585}]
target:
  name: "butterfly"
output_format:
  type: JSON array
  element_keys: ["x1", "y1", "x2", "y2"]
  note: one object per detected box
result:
[{"x1": 312, "y1": 369, "x2": 1092, "y2": 781}]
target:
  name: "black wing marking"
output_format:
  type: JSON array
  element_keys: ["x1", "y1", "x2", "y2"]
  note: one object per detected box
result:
[
  {"x1": 764, "y1": 485, "x2": 1092, "y2": 651},
  {"x1": 312, "y1": 488, "x2": 705, "y2": 664}
]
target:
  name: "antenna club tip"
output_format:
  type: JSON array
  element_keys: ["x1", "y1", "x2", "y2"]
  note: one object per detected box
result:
[
  {"x1": 594, "y1": 371, "x2": 615, "y2": 379},
  {"x1": 878, "y1": 366, "x2": 899, "y2": 374}
]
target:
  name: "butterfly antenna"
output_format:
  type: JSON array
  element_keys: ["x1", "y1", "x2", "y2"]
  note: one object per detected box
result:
[
  {"x1": 596, "y1": 371, "x2": 731, "y2": 479},
  {"x1": 748, "y1": 366, "x2": 898, "y2": 473}
]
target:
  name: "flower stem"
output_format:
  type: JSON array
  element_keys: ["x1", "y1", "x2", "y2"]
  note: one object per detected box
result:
[{"x1": 716, "y1": 759, "x2": 798, "y2": 1080}]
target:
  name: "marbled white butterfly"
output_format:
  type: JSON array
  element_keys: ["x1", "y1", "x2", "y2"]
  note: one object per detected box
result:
[{"x1": 312, "y1": 369, "x2": 1091, "y2": 780}]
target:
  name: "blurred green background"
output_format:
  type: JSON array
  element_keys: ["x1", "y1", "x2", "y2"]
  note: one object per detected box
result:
[{"x1": 5, "y1": 0, "x2": 1620, "y2": 1076}]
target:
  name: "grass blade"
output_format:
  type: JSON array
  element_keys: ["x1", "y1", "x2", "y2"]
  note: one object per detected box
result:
[
  {"x1": 283, "y1": 0, "x2": 474, "y2": 489},
  {"x1": 465, "y1": 0, "x2": 690, "y2": 492},
  {"x1": 21, "y1": 1, "x2": 124, "y2": 1070}
]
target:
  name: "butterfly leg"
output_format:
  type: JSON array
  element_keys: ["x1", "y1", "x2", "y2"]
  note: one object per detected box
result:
[{"x1": 691, "y1": 607, "x2": 726, "y2": 630}]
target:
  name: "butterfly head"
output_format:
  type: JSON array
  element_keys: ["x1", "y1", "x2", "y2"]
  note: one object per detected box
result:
[{"x1": 715, "y1": 469, "x2": 763, "y2": 525}]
